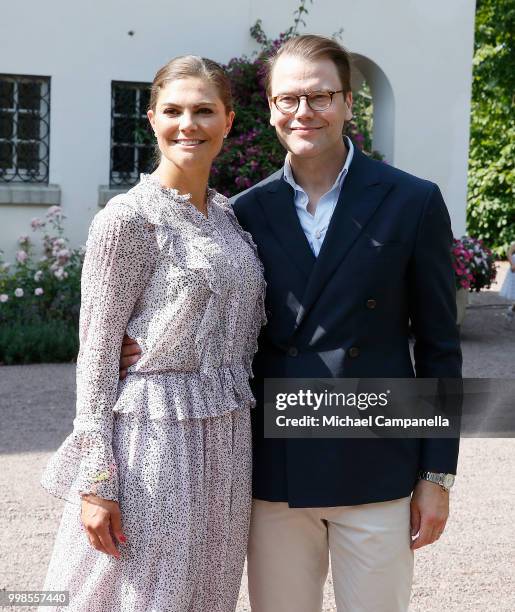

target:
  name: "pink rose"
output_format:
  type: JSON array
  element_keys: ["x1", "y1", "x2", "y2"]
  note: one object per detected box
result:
[{"x1": 16, "y1": 250, "x2": 28, "y2": 264}]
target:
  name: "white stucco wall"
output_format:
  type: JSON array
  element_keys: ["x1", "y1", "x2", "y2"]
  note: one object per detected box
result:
[{"x1": 0, "y1": 0, "x2": 476, "y2": 261}]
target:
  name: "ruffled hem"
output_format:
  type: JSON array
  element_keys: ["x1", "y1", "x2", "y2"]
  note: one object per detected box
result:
[
  {"x1": 40, "y1": 429, "x2": 119, "y2": 505},
  {"x1": 113, "y1": 363, "x2": 255, "y2": 421},
  {"x1": 40, "y1": 361, "x2": 253, "y2": 503}
]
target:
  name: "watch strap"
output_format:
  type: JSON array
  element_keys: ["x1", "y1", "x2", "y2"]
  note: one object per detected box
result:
[{"x1": 418, "y1": 470, "x2": 455, "y2": 491}]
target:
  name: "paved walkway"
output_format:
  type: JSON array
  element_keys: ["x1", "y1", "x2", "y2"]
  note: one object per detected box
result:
[{"x1": 1, "y1": 264, "x2": 514, "y2": 611}]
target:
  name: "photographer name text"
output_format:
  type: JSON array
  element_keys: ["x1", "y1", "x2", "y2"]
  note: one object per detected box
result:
[{"x1": 276, "y1": 415, "x2": 450, "y2": 428}]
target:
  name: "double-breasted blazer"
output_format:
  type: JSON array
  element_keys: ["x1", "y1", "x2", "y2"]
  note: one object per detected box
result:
[{"x1": 231, "y1": 143, "x2": 462, "y2": 507}]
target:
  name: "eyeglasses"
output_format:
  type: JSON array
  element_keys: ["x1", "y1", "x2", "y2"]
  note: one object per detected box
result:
[{"x1": 270, "y1": 90, "x2": 345, "y2": 114}]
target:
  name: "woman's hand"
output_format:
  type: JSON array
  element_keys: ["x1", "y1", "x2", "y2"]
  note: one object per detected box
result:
[{"x1": 81, "y1": 494, "x2": 127, "y2": 559}]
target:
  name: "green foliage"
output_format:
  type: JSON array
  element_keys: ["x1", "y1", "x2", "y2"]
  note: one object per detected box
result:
[
  {"x1": 249, "y1": 0, "x2": 314, "y2": 46},
  {"x1": 346, "y1": 82, "x2": 383, "y2": 160},
  {"x1": 467, "y1": 0, "x2": 515, "y2": 257},
  {"x1": 0, "y1": 320, "x2": 79, "y2": 365}
]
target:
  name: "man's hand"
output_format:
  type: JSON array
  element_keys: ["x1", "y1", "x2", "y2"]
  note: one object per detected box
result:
[
  {"x1": 119, "y1": 335, "x2": 142, "y2": 379},
  {"x1": 410, "y1": 479, "x2": 449, "y2": 550}
]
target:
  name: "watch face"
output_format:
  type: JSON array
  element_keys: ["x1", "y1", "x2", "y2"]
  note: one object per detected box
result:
[{"x1": 443, "y1": 474, "x2": 455, "y2": 489}]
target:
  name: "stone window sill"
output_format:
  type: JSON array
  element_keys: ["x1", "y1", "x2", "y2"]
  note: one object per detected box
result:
[
  {"x1": 98, "y1": 185, "x2": 129, "y2": 208},
  {"x1": 0, "y1": 183, "x2": 61, "y2": 206}
]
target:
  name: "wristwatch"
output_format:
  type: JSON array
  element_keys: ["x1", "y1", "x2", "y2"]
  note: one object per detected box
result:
[{"x1": 418, "y1": 471, "x2": 455, "y2": 492}]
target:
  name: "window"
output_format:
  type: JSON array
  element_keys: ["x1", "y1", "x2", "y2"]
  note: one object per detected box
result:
[
  {"x1": 0, "y1": 74, "x2": 51, "y2": 183},
  {"x1": 110, "y1": 81, "x2": 154, "y2": 187}
]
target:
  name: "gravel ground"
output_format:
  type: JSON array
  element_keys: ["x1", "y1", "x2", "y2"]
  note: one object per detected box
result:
[{"x1": 1, "y1": 263, "x2": 514, "y2": 611}]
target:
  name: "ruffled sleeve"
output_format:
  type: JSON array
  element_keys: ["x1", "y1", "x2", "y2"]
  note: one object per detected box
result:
[{"x1": 40, "y1": 199, "x2": 156, "y2": 504}]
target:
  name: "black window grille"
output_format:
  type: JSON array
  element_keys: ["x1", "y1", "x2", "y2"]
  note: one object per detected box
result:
[
  {"x1": 0, "y1": 74, "x2": 50, "y2": 183},
  {"x1": 110, "y1": 81, "x2": 154, "y2": 187}
]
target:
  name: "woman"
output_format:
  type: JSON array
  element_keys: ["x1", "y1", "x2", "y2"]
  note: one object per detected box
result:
[
  {"x1": 500, "y1": 241, "x2": 515, "y2": 322},
  {"x1": 40, "y1": 56, "x2": 266, "y2": 612}
]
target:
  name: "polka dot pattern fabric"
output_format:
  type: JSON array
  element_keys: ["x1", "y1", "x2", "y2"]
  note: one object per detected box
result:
[{"x1": 39, "y1": 174, "x2": 266, "y2": 611}]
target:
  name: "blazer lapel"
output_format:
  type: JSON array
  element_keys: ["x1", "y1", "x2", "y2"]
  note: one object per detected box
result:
[
  {"x1": 295, "y1": 148, "x2": 393, "y2": 327},
  {"x1": 257, "y1": 171, "x2": 316, "y2": 279}
]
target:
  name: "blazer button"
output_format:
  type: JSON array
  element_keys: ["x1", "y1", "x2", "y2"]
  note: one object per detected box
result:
[
  {"x1": 288, "y1": 346, "x2": 299, "y2": 357},
  {"x1": 348, "y1": 346, "x2": 360, "y2": 358},
  {"x1": 366, "y1": 299, "x2": 377, "y2": 309}
]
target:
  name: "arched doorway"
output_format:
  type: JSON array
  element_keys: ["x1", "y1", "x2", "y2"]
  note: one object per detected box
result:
[{"x1": 350, "y1": 54, "x2": 395, "y2": 163}]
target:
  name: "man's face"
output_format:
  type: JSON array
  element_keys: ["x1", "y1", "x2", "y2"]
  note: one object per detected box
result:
[{"x1": 269, "y1": 55, "x2": 353, "y2": 160}]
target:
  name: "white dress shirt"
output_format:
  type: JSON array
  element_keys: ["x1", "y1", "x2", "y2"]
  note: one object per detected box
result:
[{"x1": 283, "y1": 136, "x2": 354, "y2": 257}]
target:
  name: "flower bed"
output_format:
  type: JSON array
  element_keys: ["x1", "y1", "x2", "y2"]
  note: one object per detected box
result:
[
  {"x1": 0, "y1": 206, "x2": 83, "y2": 364},
  {"x1": 451, "y1": 236, "x2": 497, "y2": 291}
]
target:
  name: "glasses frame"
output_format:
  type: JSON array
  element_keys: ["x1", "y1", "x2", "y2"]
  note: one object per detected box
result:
[{"x1": 270, "y1": 89, "x2": 345, "y2": 114}]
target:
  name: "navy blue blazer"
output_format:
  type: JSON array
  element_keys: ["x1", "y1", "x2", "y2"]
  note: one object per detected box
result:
[{"x1": 231, "y1": 144, "x2": 462, "y2": 508}]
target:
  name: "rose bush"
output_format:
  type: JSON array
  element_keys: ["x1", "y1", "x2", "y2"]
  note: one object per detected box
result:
[
  {"x1": 0, "y1": 206, "x2": 83, "y2": 363},
  {"x1": 451, "y1": 236, "x2": 497, "y2": 291}
]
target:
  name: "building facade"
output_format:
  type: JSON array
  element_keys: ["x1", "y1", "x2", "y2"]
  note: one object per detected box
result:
[{"x1": 0, "y1": 0, "x2": 476, "y2": 261}]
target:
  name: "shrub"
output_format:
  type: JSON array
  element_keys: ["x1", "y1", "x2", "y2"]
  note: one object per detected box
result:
[
  {"x1": 0, "y1": 206, "x2": 84, "y2": 364},
  {"x1": 0, "y1": 320, "x2": 79, "y2": 365},
  {"x1": 451, "y1": 236, "x2": 497, "y2": 291}
]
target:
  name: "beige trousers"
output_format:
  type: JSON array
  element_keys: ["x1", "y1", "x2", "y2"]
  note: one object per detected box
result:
[{"x1": 247, "y1": 497, "x2": 414, "y2": 612}]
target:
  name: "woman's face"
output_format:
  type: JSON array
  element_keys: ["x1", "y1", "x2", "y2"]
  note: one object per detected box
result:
[{"x1": 148, "y1": 77, "x2": 234, "y2": 171}]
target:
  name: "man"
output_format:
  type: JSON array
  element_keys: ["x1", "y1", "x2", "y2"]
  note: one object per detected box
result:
[{"x1": 121, "y1": 35, "x2": 461, "y2": 611}]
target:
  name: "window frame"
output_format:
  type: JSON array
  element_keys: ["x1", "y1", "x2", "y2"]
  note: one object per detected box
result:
[
  {"x1": 109, "y1": 80, "x2": 154, "y2": 188},
  {"x1": 0, "y1": 74, "x2": 51, "y2": 185}
]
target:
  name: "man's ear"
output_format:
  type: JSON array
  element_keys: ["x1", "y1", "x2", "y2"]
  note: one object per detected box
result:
[
  {"x1": 268, "y1": 98, "x2": 276, "y2": 127},
  {"x1": 344, "y1": 92, "x2": 353, "y2": 122}
]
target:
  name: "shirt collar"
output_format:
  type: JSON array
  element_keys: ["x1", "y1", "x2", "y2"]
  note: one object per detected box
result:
[{"x1": 283, "y1": 135, "x2": 355, "y2": 194}]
